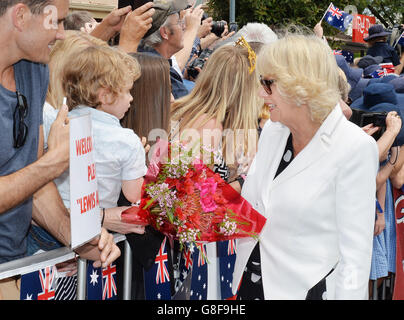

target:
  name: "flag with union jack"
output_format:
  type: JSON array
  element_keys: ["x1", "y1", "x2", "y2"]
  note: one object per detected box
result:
[
  {"x1": 370, "y1": 63, "x2": 395, "y2": 78},
  {"x1": 20, "y1": 265, "x2": 57, "y2": 300},
  {"x1": 173, "y1": 243, "x2": 208, "y2": 300},
  {"x1": 218, "y1": 240, "x2": 237, "y2": 300},
  {"x1": 324, "y1": 3, "x2": 353, "y2": 32},
  {"x1": 190, "y1": 243, "x2": 208, "y2": 300},
  {"x1": 86, "y1": 262, "x2": 117, "y2": 300},
  {"x1": 144, "y1": 236, "x2": 172, "y2": 300},
  {"x1": 333, "y1": 50, "x2": 354, "y2": 64},
  {"x1": 174, "y1": 243, "x2": 194, "y2": 297},
  {"x1": 102, "y1": 264, "x2": 117, "y2": 300}
]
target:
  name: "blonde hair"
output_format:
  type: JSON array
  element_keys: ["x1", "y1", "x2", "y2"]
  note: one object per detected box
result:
[
  {"x1": 61, "y1": 43, "x2": 140, "y2": 110},
  {"x1": 257, "y1": 34, "x2": 341, "y2": 123},
  {"x1": 171, "y1": 44, "x2": 262, "y2": 165},
  {"x1": 338, "y1": 67, "x2": 351, "y2": 103},
  {"x1": 259, "y1": 104, "x2": 271, "y2": 120},
  {"x1": 47, "y1": 30, "x2": 109, "y2": 109}
]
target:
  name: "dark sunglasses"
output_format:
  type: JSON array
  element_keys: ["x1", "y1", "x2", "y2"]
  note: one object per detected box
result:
[
  {"x1": 13, "y1": 91, "x2": 28, "y2": 148},
  {"x1": 259, "y1": 75, "x2": 275, "y2": 95}
]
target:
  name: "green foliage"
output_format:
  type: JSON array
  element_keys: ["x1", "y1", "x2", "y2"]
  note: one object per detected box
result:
[{"x1": 207, "y1": 0, "x2": 403, "y2": 31}]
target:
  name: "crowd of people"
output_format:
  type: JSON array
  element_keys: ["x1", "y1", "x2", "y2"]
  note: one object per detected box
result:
[{"x1": 0, "y1": 0, "x2": 404, "y2": 300}]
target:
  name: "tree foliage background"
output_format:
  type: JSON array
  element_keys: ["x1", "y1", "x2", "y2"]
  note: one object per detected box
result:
[{"x1": 207, "y1": 0, "x2": 403, "y2": 33}]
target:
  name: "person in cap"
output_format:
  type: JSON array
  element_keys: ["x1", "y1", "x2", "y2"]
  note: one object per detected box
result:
[
  {"x1": 140, "y1": 0, "x2": 190, "y2": 99},
  {"x1": 335, "y1": 54, "x2": 369, "y2": 103},
  {"x1": 390, "y1": 76, "x2": 404, "y2": 94},
  {"x1": 365, "y1": 24, "x2": 403, "y2": 75},
  {"x1": 351, "y1": 83, "x2": 404, "y2": 113},
  {"x1": 357, "y1": 55, "x2": 383, "y2": 69}
]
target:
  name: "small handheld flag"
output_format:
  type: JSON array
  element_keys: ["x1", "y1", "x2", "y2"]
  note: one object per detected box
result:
[{"x1": 323, "y1": 3, "x2": 353, "y2": 32}]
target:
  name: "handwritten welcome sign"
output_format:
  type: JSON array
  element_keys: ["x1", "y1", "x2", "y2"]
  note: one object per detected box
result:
[{"x1": 69, "y1": 113, "x2": 101, "y2": 249}]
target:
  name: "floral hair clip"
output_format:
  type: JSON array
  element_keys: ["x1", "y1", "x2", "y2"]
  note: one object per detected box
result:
[{"x1": 235, "y1": 36, "x2": 257, "y2": 74}]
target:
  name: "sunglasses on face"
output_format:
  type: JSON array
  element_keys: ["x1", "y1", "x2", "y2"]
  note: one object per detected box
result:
[
  {"x1": 13, "y1": 91, "x2": 28, "y2": 148},
  {"x1": 259, "y1": 75, "x2": 275, "y2": 95}
]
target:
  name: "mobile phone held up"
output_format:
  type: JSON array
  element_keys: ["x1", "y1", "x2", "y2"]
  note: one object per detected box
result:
[{"x1": 118, "y1": 0, "x2": 152, "y2": 10}]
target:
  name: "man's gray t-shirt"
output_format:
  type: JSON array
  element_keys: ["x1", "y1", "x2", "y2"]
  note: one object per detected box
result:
[{"x1": 0, "y1": 59, "x2": 49, "y2": 263}]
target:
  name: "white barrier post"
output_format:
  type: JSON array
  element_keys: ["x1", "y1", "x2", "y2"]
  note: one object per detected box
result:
[
  {"x1": 76, "y1": 258, "x2": 87, "y2": 300},
  {"x1": 123, "y1": 240, "x2": 132, "y2": 300}
]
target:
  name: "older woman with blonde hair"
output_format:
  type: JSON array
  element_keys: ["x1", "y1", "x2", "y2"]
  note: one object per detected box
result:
[{"x1": 233, "y1": 34, "x2": 379, "y2": 300}]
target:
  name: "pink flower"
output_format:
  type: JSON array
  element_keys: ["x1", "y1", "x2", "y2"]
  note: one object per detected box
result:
[{"x1": 196, "y1": 178, "x2": 218, "y2": 212}]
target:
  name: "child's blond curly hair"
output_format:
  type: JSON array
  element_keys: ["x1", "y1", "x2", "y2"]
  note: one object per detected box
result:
[{"x1": 62, "y1": 43, "x2": 140, "y2": 110}]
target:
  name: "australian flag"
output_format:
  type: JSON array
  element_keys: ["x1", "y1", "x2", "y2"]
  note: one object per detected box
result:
[
  {"x1": 144, "y1": 237, "x2": 172, "y2": 300},
  {"x1": 370, "y1": 63, "x2": 395, "y2": 78},
  {"x1": 173, "y1": 243, "x2": 208, "y2": 300},
  {"x1": 324, "y1": 3, "x2": 353, "y2": 32},
  {"x1": 190, "y1": 243, "x2": 208, "y2": 300},
  {"x1": 87, "y1": 262, "x2": 117, "y2": 300},
  {"x1": 218, "y1": 240, "x2": 237, "y2": 300},
  {"x1": 20, "y1": 265, "x2": 57, "y2": 300},
  {"x1": 333, "y1": 50, "x2": 354, "y2": 64},
  {"x1": 174, "y1": 244, "x2": 195, "y2": 299}
]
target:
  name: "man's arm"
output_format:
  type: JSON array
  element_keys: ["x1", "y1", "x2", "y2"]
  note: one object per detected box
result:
[
  {"x1": 118, "y1": 2, "x2": 154, "y2": 53},
  {"x1": 174, "y1": 5, "x2": 204, "y2": 72},
  {"x1": 0, "y1": 105, "x2": 69, "y2": 214},
  {"x1": 394, "y1": 52, "x2": 404, "y2": 75},
  {"x1": 32, "y1": 182, "x2": 121, "y2": 268},
  {"x1": 90, "y1": 5, "x2": 132, "y2": 42},
  {"x1": 34, "y1": 120, "x2": 121, "y2": 267}
]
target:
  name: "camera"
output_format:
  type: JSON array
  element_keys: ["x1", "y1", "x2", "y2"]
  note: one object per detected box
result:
[
  {"x1": 211, "y1": 20, "x2": 227, "y2": 37},
  {"x1": 201, "y1": 13, "x2": 228, "y2": 38},
  {"x1": 186, "y1": 48, "x2": 213, "y2": 79},
  {"x1": 350, "y1": 109, "x2": 387, "y2": 140}
]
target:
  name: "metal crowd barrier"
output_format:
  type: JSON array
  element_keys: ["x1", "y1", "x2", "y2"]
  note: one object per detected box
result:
[
  {"x1": 0, "y1": 234, "x2": 396, "y2": 300},
  {"x1": 0, "y1": 233, "x2": 133, "y2": 300}
]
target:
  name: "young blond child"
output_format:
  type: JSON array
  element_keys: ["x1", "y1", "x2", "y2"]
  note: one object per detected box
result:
[{"x1": 43, "y1": 42, "x2": 147, "y2": 212}]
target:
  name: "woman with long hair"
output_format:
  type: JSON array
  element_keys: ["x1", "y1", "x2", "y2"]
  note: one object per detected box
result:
[
  {"x1": 121, "y1": 52, "x2": 171, "y2": 161},
  {"x1": 171, "y1": 41, "x2": 262, "y2": 185}
]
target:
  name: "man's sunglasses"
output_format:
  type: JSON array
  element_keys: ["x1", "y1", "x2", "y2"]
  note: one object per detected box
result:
[
  {"x1": 13, "y1": 90, "x2": 28, "y2": 148},
  {"x1": 259, "y1": 75, "x2": 275, "y2": 95}
]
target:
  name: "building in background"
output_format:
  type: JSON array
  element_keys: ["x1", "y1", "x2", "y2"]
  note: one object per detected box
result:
[{"x1": 70, "y1": 0, "x2": 209, "y2": 19}]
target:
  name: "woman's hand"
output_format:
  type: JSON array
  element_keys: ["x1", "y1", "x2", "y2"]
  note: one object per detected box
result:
[
  {"x1": 362, "y1": 123, "x2": 380, "y2": 136},
  {"x1": 103, "y1": 207, "x2": 146, "y2": 235}
]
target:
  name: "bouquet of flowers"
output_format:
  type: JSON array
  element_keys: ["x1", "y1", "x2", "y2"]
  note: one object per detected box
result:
[{"x1": 122, "y1": 141, "x2": 266, "y2": 249}]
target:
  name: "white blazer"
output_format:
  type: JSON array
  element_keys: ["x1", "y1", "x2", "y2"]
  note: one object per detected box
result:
[{"x1": 232, "y1": 105, "x2": 379, "y2": 300}]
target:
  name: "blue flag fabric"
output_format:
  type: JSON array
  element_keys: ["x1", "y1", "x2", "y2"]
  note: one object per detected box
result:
[
  {"x1": 87, "y1": 262, "x2": 117, "y2": 300},
  {"x1": 144, "y1": 237, "x2": 172, "y2": 300},
  {"x1": 324, "y1": 3, "x2": 353, "y2": 32},
  {"x1": 218, "y1": 240, "x2": 237, "y2": 299},
  {"x1": 20, "y1": 266, "x2": 57, "y2": 300},
  {"x1": 333, "y1": 50, "x2": 354, "y2": 64},
  {"x1": 190, "y1": 243, "x2": 208, "y2": 300},
  {"x1": 174, "y1": 243, "x2": 208, "y2": 300},
  {"x1": 87, "y1": 262, "x2": 103, "y2": 300},
  {"x1": 175, "y1": 244, "x2": 195, "y2": 294}
]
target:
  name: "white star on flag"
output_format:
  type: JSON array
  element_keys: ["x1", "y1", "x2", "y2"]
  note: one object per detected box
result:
[
  {"x1": 90, "y1": 269, "x2": 99, "y2": 286},
  {"x1": 24, "y1": 294, "x2": 33, "y2": 300}
]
